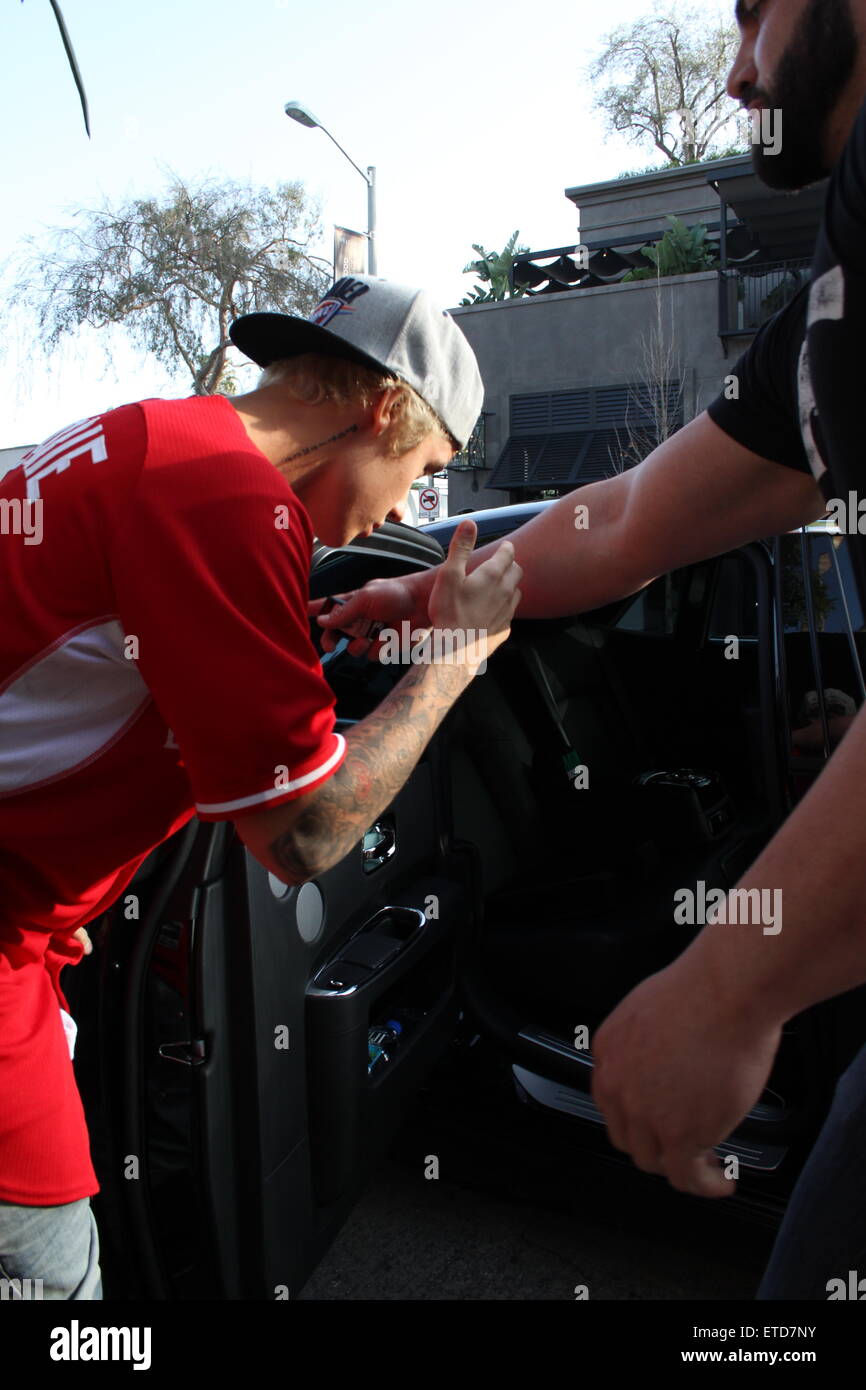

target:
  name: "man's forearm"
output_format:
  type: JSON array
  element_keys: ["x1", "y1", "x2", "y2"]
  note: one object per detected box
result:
[
  {"x1": 407, "y1": 477, "x2": 644, "y2": 620},
  {"x1": 681, "y1": 702, "x2": 866, "y2": 1027},
  {"x1": 269, "y1": 651, "x2": 473, "y2": 882},
  {"x1": 406, "y1": 416, "x2": 824, "y2": 624}
]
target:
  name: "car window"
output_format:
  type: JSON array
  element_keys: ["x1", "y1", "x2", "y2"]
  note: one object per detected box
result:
[
  {"x1": 612, "y1": 572, "x2": 680, "y2": 635},
  {"x1": 779, "y1": 532, "x2": 866, "y2": 765},
  {"x1": 780, "y1": 532, "x2": 865, "y2": 636},
  {"x1": 708, "y1": 555, "x2": 759, "y2": 641}
]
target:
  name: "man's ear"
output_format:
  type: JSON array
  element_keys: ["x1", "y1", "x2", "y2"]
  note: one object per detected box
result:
[{"x1": 369, "y1": 385, "x2": 403, "y2": 439}]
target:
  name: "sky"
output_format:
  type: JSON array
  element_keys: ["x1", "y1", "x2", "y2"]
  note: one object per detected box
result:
[{"x1": 0, "y1": 0, "x2": 736, "y2": 446}]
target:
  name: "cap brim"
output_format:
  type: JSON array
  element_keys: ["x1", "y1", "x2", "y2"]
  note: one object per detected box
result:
[{"x1": 229, "y1": 312, "x2": 390, "y2": 376}]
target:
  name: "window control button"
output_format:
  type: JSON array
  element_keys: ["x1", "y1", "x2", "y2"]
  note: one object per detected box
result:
[{"x1": 341, "y1": 934, "x2": 403, "y2": 970}]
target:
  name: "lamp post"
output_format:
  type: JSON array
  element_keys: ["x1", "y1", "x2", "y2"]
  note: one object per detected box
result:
[{"x1": 284, "y1": 100, "x2": 376, "y2": 275}]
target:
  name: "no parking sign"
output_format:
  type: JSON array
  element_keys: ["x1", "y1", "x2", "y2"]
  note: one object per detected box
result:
[{"x1": 419, "y1": 487, "x2": 439, "y2": 519}]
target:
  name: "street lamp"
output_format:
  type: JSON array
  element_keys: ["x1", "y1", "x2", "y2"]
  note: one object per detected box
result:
[{"x1": 284, "y1": 100, "x2": 377, "y2": 275}]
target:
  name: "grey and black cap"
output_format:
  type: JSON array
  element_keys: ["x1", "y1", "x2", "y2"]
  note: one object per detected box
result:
[{"x1": 229, "y1": 275, "x2": 483, "y2": 449}]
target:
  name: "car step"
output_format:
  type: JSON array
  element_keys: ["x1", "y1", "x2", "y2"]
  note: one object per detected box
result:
[
  {"x1": 511, "y1": 1065, "x2": 789, "y2": 1172},
  {"x1": 518, "y1": 1027, "x2": 792, "y2": 1125}
]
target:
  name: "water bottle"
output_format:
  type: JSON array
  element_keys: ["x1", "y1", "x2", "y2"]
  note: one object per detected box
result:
[{"x1": 367, "y1": 1019, "x2": 403, "y2": 1075}]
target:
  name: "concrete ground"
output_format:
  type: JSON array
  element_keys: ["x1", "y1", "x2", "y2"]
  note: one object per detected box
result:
[
  {"x1": 299, "y1": 1044, "x2": 777, "y2": 1301},
  {"x1": 299, "y1": 1157, "x2": 769, "y2": 1301}
]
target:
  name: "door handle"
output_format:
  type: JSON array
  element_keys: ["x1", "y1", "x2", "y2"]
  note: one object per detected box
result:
[
  {"x1": 158, "y1": 1038, "x2": 207, "y2": 1067},
  {"x1": 362, "y1": 821, "x2": 396, "y2": 873}
]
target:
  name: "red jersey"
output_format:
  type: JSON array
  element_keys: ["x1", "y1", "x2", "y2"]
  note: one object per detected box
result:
[{"x1": 0, "y1": 394, "x2": 346, "y2": 1203}]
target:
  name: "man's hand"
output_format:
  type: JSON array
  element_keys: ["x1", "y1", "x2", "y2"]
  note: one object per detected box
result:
[
  {"x1": 591, "y1": 957, "x2": 782, "y2": 1197},
  {"x1": 427, "y1": 522, "x2": 521, "y2": 668},
  {"x1": 312, "y1": 522, "x2": 520, "y2": 664},
  {"x1": 73, "y1": 926, "x2": 92, "y2": 955},
  {"x1": 312, "y1": 571, "x2": 434, "y2": 658}
]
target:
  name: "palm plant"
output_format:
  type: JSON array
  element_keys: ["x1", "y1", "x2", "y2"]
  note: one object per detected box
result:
[
  {"x1": 622, "y1": 215, "x2": 718, "y2": 281},
  {"x1": 460, "y1": 231, "x2": 528, "y2": 304}
]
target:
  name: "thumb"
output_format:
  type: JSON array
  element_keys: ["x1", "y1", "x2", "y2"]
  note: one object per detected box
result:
[{"x1": 444, "y1": 520, "x2": 478, "y2": 578}]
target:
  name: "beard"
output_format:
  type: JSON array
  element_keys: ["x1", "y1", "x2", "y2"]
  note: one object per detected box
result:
[{"x1": 749, "y1": 0, "x2": 858, "y2": 189}]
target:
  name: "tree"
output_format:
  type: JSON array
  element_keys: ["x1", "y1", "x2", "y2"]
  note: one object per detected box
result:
[
  {"x1": 607, "y1": 278, "x2": 686, "y2": 630},
  {"x1": 781, "y1": 542, "x2": 837, "y2": 633},
  {"x1": 609, "y1": 278, "x2": 685, "y2": 478},
  {"x1": 587, "y1": 4, "x2": 746, "y2": 167},
  {"x1": 460, "y1": 231, "x2": 529, "y2": 305},
  {"x1": 4, "y1": 175, "x2": 331, "y2": 395}
]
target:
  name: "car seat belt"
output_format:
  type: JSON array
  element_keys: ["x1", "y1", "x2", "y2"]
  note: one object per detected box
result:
[{"x1": 520, "y1": 646, "x2": 585, "y2": 785}]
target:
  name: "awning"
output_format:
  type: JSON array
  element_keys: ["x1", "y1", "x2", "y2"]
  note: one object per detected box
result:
[{"x1": 708, "y1": 165, "x2": 828, "y2": 261}]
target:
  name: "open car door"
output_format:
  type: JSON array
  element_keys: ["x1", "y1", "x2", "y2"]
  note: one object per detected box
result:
[
  {"x1": 66, "y1": 522, "x2": 473, "y2": 1300},
  {"x1": 440, "y1": 536, "x2": 842, "y2": 1206}
]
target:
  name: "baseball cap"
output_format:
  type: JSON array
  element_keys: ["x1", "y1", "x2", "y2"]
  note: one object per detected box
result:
[{"x1": 229, "y1": 275, "x2": 483, "y2": 449}]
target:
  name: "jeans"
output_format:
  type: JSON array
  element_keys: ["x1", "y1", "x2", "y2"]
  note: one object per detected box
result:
[
  {"x1": 757, "y1": 1037, "x2": 866, "y2": 1299},
  {"x1": 0, "y1": 1197, "x2": 102, "y2": 1300}
]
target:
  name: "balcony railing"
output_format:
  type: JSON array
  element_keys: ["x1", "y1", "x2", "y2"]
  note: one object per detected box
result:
[
  {"x1": 718, "y1": 257, "x2": 811, "y2": 342},
  {"x1": 449, "y1": 412, "x2": 487, "y2": 472}
]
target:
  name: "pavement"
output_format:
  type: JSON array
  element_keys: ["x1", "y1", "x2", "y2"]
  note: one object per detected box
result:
[
  {"x1": 299, "y1": 1158, "x2": 770, "y2": 1300},
  {"x1": 299, "y1": 1047, "x2": 777, "y2": 1301}
]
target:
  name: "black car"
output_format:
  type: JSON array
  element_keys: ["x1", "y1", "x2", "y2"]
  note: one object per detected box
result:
[{"x1": 64, "y1": 501, "x2": 866, "y2": 1299}]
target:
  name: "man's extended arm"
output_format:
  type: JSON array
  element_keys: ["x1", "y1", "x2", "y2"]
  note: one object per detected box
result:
[{"x1": 318, "y1": 413, "x2": 826, "y2": 645}]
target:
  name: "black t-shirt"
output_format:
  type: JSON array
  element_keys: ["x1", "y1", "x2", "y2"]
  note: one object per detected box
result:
[
  {"x1": 707, "y1": 285, "x2": 812, "y2": 474},
  {"x1": 707, "y1": 91, "x2": 866, "y2": 597}
]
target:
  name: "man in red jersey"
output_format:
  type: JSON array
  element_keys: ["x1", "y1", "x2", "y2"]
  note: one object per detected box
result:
[{"x1": 0, "y1": 275, "x2": 522, "y2": 1297}]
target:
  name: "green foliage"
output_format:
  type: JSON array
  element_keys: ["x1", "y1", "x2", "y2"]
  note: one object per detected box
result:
[
  {"x1": 712, "y1": 144, "x2": 749, "y2": 160},
  {"x1": 781, "y1": 551, "x2": 837, "y2": 631},
  {"x1": 615, "y1": 142, "x2": 746, "y2": 179},
  {"x1": 4, "y1": 174, "x2": 330, "y2": 394},
  {"x1": 616, "y1": 160, "x2": 687, "y2": 180},
  {"x1": 622, "y1": 215, "x2": 719, "y2": 281},
  {"x1": 460, "y1": 231, "x2": 529, "y2": 305}
]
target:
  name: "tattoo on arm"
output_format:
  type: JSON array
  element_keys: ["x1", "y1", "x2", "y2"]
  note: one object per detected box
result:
[{"x1": 270, "y1": 657, "x2": 471, "y2": 882}]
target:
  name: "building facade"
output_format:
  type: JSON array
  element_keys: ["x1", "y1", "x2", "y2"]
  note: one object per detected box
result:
[{"x1": 447, "y1": 155, "x2": 825, "y2": 512}]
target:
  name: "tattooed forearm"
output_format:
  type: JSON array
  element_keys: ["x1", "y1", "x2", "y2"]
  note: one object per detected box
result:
[{"x1": 270, "y1": 651, "x2": 474, "y2": 882}]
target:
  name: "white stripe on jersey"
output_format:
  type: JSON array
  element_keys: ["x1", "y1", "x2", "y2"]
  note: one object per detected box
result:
[
  {"x1": 195, "y1": 733, "x2": 347, "y2": 814},
  {"x1": 0, "y1": 619, "x2": 151, "y2": 796}
]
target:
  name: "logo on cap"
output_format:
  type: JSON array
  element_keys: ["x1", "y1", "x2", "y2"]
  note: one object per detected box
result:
[{"x1": 309, "y1": 276, "x2": 370, "y2": 329}]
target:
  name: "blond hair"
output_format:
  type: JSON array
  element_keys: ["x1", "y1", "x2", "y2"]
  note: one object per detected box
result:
[{"x1": 258, "y1": 352, "x2": 456, "y2": 457}]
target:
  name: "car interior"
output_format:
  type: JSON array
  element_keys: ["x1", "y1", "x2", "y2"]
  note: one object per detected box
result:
[
  {"x1": 311, "y1": 519, "x2": 866, "y2": 1198},
  {"x1": 64, "y1": 512, "x2": 866, "y2": 1300}
]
